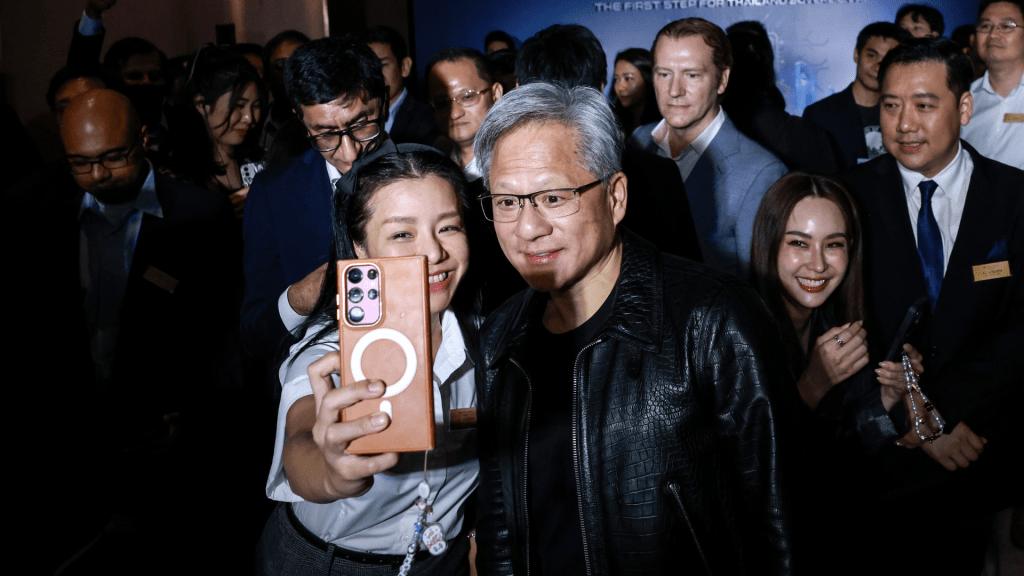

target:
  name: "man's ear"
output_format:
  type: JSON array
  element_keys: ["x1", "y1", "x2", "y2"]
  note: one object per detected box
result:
[
  {"x1": 140, "y1": 125, "x2": 151, "y2": 150},
  {"x1": 853, "y1": 46, "x2": 861, "y2": 65},
  {"x1": 959, "y1": 91, "x2": 974, "y2": 127},
  {"x1": 717, "y1": 67, "x2": 731, "y2": 95},
  {"x1": 492, "y1": 81, "x2": 504, "y2": 102},
  {"x1": 607, "y1": 171, "x2": 628, "y2": 227},
  {"x1": 401, "y1": 56, "x2": 413, "y2": 79}
]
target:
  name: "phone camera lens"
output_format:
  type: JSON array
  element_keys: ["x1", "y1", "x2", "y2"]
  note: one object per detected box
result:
[
  {"x1": 347, "y1": 268, "x2": 363, "y2": 284},
  {"x1": 367, "y1": 289, "x2": 378, "y2": 300},
  {"x1": 348, "y1": 307, "x2": 365, "y2": 323},
  {"x1": 367, "y1": 268, "x2": 378, "y2": 280},
  {"x1": 348, "y1": 287, "x2": 363, "y2": 303}
]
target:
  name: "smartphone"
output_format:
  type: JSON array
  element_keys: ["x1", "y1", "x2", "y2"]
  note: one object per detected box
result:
[
  {"x1": 337, "y1": 256, "x2": 434, "y2": 453},
  {"x1": 885, "y1": 295, "x2": 931, "y2": 363}
]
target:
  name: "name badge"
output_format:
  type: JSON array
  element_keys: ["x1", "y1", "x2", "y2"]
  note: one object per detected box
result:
[
  {"x1": 143, "y1": 265, "x2": 179, "y2": 293},
  {"x1": 1004, "y1": 113, "x2": 1024, "y2": 123},
  {"x1": 972, "y1": 261, "x2": 1011, "y2": 282}
]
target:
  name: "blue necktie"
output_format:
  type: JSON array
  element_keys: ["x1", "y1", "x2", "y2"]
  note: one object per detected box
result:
[{"x1": 917, "y1": 180, "x2": 943, "y2": 310}]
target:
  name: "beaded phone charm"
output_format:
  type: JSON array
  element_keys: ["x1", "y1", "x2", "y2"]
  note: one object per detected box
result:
[
  {"x1": 398, "y1": 452, "x2": 447, "y2": 576},
  {"x1": 902, "y1": 352, "x2": 945, "y2": 442}
]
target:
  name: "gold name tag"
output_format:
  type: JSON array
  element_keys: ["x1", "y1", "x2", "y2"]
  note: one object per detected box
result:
[
  {"x1": 143, "y1": 265, "x2": 179, "y2": 293},
  {"x1": 449, "y1": 407, "x2": 477, "y2": 430},
  {"x1": 1004, "y1": 113, "x2": 1024, "y2": 123},
  {"x1": 973, "y1": 261, "x2": 1011, "y2": 282}
]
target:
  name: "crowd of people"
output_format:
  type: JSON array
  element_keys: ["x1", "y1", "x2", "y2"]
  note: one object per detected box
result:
[{"x1": 5, "y1": 0, "x2": 1022, "y2": 575}]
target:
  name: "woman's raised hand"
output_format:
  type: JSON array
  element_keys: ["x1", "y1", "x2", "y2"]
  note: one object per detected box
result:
[
  {"x1": 307, "y1": 351, "x2": 400, "y2": 500},
  {"x1": 798, "y1": 320, "x2": 870, "y2": 409},
  {"x1": 875, "y1": 343, "x2": 925, "y2": 411}
]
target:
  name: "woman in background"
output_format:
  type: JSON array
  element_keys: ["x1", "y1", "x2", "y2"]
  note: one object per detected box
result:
[
  {"x1": 610, "y1": 48, "x2": 661, "y2": 139},
  {"x1": 749, "y1": 172, "x2": 923, "y2": 574},
  {"x1": 164, "y1": 46, "x2": 266, "y2": 218}
]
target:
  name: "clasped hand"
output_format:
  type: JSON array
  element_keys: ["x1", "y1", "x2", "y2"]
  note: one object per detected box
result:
[
  {"x1": 799, "y1": 321, "x2": 869, "y2": 409},
  {"x1": 307, "y1": 351, "x2": 400, "y2": 500}
]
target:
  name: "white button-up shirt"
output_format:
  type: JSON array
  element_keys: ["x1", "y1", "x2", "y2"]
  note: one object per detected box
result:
[
  {"x1": 650, "y1": 106, "x2": 726, "y2": 181},
  {"x1": 896, "y1": 142, "x2": 974, "y2": 276},
  {"x1": 962, "y1": 70, "x2": 1024, "y2": 170}
]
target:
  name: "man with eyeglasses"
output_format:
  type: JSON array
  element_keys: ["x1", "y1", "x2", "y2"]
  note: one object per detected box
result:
[
  {"x1": 962, "y1": 0, "x2": 1024, "y2": 169},
  {"x1": 426, "y1": 47, "x2": 503, "y2": 181},
  {"x1": 472, "y1": 82, "x2": 794, "y2": 576},
  {"x1": 22, "y1": 88, "x2": 237, "y2": 571},
  {"x1": 242, "y1": 37, "x2": 432, "y2": 360}
]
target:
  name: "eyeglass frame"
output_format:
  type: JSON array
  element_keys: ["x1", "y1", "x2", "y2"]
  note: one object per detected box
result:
[
  {"x1": 304, "y1": 116, "x2": 384, "y2": 152},
  {"x1": 430, "y1": 87, "x2": 494, "y2": 112},
  {"x1": 478, "y1": 178, "x2": 607, "y2": 223},
  {"x1": 64, "y1": 130, "x2": 144, "y2": 175},
  {"x1": 976, "y1": 21, "x2": 1019, "y2": 35}
]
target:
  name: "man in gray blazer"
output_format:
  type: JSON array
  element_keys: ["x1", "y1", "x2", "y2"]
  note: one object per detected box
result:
[{"x1": 632, "y1": 17, "x2": 787, "y2": 279}]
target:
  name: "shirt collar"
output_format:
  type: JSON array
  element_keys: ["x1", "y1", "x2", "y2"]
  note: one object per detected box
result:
[
  {"x1": 462, "y1": 156, "x2": 482, "y2": 182},
  {"x1": 897, "y1": 141, "x2": 968, "y2": 201},
  {"x1": 432, "y1": 309, "x2": 471, "y2": 385},
  {"x1": 78, "y1": 161, "x2": 162, "y2": 220},
  {"x1": 978, "y1": 69, "x2": 1024, "y2": 96},
  {"x1": 390, "y1": 88, "x2": 408, "y2": 116},
  {"x1": 650, "y1": 106, "x2": 724, "y2": 160},
  {"x1": 325, "y1": 158, "x2": 343, "y2": 188}
]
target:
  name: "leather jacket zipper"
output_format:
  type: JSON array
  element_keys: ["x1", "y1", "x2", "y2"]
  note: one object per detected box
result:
[
  {"x1": 510, "y1": 358, "x2": 533, "y2": 576},
  {"x1": 668, "y1": 482, "x2": 713, "y2": 576},
  {"x1": 572, "y1": 338, "x2": 603, "y2": 576}
]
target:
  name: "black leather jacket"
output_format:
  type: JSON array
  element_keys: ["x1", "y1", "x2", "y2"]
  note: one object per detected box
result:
[{"x1": 474, "y1": 232, "x2": 795, "y2": 576}]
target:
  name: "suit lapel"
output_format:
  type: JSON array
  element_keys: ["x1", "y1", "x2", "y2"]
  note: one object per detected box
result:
[{"x1": 874, "y1": 158, "x2": 925, "y2": 285}]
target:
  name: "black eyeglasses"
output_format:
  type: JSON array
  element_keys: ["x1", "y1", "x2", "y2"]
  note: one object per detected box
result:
[
  {"x1": 65, "y1": 131, "x2": 143, "y2": 175},
  {"x1": 479, "y1": 179, "x2": 605, "y2": 223},
  {"x1": 305, "y1": 117, "x2": 383, "y2": 152},
  {"x1": 431, "y1": 87, "x2": 493, "y2": 112}
]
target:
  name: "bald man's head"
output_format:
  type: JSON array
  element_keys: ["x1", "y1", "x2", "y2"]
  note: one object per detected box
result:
[{"x1": 62, "y1": 89, "x2": 149, "y2": 204}]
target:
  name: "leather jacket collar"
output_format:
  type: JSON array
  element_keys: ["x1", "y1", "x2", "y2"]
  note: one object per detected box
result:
[{"x1": 485, "y1": 229, "x2": 664, "y2": 370}]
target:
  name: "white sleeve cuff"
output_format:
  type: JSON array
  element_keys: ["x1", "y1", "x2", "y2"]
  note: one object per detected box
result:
[
  {"x1": 278, "y1": 288, "x2": 308, "y2": 333},
  {"x1": 78, "y1": 11, "x2": 103, "y2": 36}
]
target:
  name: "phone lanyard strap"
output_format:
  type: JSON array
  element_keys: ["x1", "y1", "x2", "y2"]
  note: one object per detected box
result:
[{"x1": 397, "y1": 451, "x2": 447, "y2": 576}]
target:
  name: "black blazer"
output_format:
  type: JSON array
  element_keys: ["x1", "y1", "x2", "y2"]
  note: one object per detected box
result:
[
  {"x1": 389, "y1": 93, "x2": 440, "y2": 146},
  {"x1": 621, "y1": 145, "x2": 703, "y2": 263},
  {"x1": 67, "y1": 20, "x2": 103, "y2": 67},
  {"x1": 803, "y1": 83, "x2": 869, "y2": 171},
  {"x1": 839, "y1": 143, "x2": 1023, "y2": 503}
]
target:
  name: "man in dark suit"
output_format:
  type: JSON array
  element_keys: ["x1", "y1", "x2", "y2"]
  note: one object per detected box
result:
[
  {"x1": 804, "y1": 22, "x2": 908, "y2": 171},
  {"x1": 839, "y1": 38, "x2": 1022, "y2": 575},
  {"x1": 242, "y1": 37, "x2": 407, "y2": 360},
  {"x1": 359, "y1": 25, "x2": 439, "y2": 146},
  {"x1": 10, "y1": 88, "x2": 239, "y2": 573}
]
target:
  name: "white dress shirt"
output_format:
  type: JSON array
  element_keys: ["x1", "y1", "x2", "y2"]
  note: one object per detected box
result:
[
  {"x1": 962, "y1": 70, "x2": 1024, "y2": 170},
  {"x1": 896, "y1": 142, "x2": 974, "y2": 276},
  {"x1": 649, "y1": 106, "x2": 726, "y2": 181},
  {"x1": 267, "y1": 309, "x2": 479, "y2": 554}
]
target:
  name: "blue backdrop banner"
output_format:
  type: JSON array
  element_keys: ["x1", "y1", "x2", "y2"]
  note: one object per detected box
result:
[{"x1": 413, "y1": 0, "x2": 979, "y2": 115}]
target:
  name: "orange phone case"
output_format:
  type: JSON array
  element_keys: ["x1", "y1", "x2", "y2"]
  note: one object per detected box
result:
[{"x1": 337, "y1": 256, "x2": 434, "y2": 453}]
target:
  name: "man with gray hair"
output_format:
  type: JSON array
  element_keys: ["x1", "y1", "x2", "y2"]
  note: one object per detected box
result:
[{"x1": 472, "y1": 82, "x2": 794, "y2": 575}]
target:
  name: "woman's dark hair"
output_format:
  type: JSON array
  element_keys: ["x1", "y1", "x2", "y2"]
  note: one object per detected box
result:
[
  {"x1": 164, "y1": 46, "x2": 266, "y2": 186},
  {"x1": 484, "y1": 30, "x2": 517, "y2": 52},
  {"x1": 288, "y1": 150, "x2": 470, "y2": 363},
  {"x1": 609, "y1": 48, "x2": 661, "y2": 136},
  {"x1": 750, "y1": 172, "x2": 864, "y2": 365}
]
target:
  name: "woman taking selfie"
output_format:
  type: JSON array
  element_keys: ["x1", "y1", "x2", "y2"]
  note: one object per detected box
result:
[
  {"x1": 257, "y1": 150, "x2": 477, "y2": 575},
  {"x1": 164, "y1": 46, "x2": 266, "y2": 218}
]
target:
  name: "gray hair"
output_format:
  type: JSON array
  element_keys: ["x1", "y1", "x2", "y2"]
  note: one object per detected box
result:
[{"x1": 474, "y1": 82, "x2": 623, "y2": 189}]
